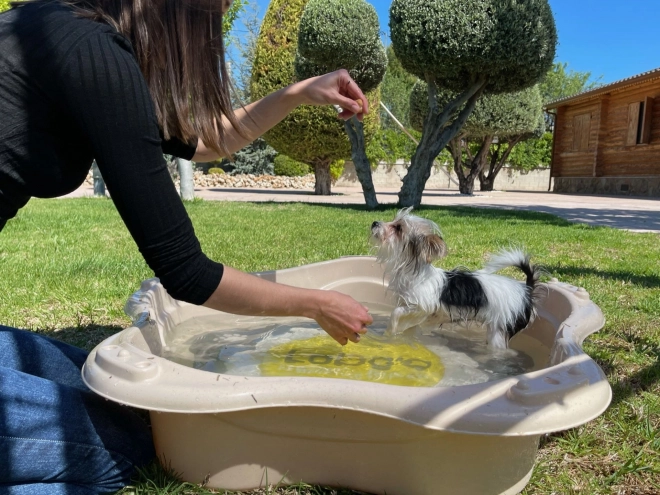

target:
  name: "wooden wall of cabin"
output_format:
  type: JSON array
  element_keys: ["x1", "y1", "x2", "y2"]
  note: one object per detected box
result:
[
  {"x1": 599, "y1": 80, "x2": 660, "y2": 176},
  {"x1": 551, "y1": 78, "x2": 660, "y2": 179},
  {"x1": 551, "y1": 100, "x2": 601, "y2": 177}
]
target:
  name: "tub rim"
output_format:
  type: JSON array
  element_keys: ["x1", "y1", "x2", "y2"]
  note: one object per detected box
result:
[{"x1": 82, "y1": 256, "x2": 612, "y2": 437}]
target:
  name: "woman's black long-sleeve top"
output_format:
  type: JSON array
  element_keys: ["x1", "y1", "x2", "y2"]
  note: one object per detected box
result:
[{"x1": 0, "y1": 1, "x2": 224, "y2": 304}]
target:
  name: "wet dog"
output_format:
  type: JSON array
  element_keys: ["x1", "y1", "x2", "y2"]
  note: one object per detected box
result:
[{"x1": 370, "y1": 208, "x2": 543, "y2": 349}]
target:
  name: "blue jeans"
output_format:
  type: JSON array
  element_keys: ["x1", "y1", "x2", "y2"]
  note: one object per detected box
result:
[{"x1": 0, "y1": 326, "x2": 155, "y2": 495}]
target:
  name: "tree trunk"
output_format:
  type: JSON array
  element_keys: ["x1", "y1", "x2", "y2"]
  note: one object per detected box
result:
[
  {"x1": 398, "y1": 79, "x2": 487, "y2": 207},
  {"x1": 314, "y1": 160, "x2": 332, "y2": 195},
  {"x1": 398, "y1": 135, "x2": 438, "y2": 207},
  {"x1": 478, "y1": 137, "x2": 521, "y2": 192},
  {"x1": 344, "y1": 116, "x2": 378, "y2": 209},
  {"x1": 458, "y1": 173, "x2": 476, "y2": 194},
  {"x1": 478, "y1": 173, "x2": 495, "y2": 192},
  {"x1": 452, "y1": 136, "x2": 493, "y2": 195}
]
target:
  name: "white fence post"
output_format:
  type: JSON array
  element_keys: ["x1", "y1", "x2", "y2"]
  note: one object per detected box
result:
[
  {"x1": 177, "y1": 158, "x2": 195, "y2": 201},
  {"x1": 91, "y1": 161, "x2": 105, "y2": 197}
]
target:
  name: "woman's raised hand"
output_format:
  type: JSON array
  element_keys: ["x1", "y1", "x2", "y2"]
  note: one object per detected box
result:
[{"x1": 292, "y1": 69, "x2": 369, "y2": 121}]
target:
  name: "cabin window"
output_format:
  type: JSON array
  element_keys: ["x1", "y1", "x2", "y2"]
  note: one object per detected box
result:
[
  {"x1": 627, "y1": 97, "x2": 654, "y2": 145},
  {"x1": 572, "y1": 113, "x2": 591, "y2": 152}
]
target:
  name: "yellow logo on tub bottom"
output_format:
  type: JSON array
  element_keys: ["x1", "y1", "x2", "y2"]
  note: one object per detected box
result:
[{"x1": 260, "y1": 335, "x2": 444, "y2": 387}]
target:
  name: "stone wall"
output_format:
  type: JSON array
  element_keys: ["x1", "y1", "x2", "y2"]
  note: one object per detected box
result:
[
  {"x1": 553, "y1": 177, "x2": 660, "y2": 197},
  {"x1": 335, "y1": 161, "x2": 552, "y2": 192}
]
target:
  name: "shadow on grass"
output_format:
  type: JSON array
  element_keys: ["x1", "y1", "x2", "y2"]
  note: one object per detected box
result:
[
  {"x1": 121, "y1": 458, "x2": 369, "y2": 495},
  {"x1": 34, "y1": 323, "x2": 123, "y2": 352},
  {"x1": 206, "y1": 188, "x2": 326, "y2": 198},
  {"x1": 243, "y1": 201, "x2": 579, "y2": 228},
  {"x1": 545, "y1": 265, "x2": 660, "y2": 289},
  {"x1": 202, "y1": 188, "x2": 660, "y2": 232},
  {"x1": 610, "y1": 335, "x2": 660, "y2": 407}
]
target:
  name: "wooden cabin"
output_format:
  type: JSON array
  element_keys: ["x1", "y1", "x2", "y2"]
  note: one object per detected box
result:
[{"x1": 546, "y1": 68, "x2": 660, "y2": 197}]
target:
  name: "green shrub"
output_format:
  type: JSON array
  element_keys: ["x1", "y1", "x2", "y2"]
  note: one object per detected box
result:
[
  {"x1": 273, "y1": 155, "x2": 312, "y2": 177},
  {"x1": 295, "y1": 0, "x2": 387, "y2": 94},
  {"x1": 408, "y1": 80, "x2": 428, "y2": 134},
  {"x1": 251, "y1": 0, "x2": 351, "y2": 165},
  {"x1": 409, "y1": 80, "x2": 544, "y2": 139},
  {"x1": 0, "y1": 0, "x2": 10, "y2": 13},
  {"x1": 366, "y1": 128, "x2": 421, "y2": 166},
  {"x1": 390, "y1": 0, "x2": 557, "y2": 95},
  {"x1": 507, "y1": 131, "x2": 554, "y2": 171},
  {"x1": 380, "y1": 46, "x2": 417, "y2": 131},
  {"x1": 207, "y1": 167, "x2": 225, "y2": 175},
  {"x1": 226, "y1": 138, "x2": 276, "y2": 176},
  {"x1": 330, "y1": 159, "x2": 345, "y2": 181}
]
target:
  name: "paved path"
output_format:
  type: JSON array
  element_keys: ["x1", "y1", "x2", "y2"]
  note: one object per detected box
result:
[{"x1": 65, "y1": 185, "x2": 660, "y2": 234}]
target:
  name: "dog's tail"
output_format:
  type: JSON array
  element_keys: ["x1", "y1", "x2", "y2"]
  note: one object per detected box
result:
[
  {"x1": 481, "y1": 249, "x2": 541, "y2": 290},
  {"x1": 483, "y1": 249, "x2": 545, "y2": 343}
]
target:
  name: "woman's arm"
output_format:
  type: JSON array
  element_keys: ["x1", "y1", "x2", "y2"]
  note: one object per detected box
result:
[
  {"x1": 192, "y1": 70, "x2": 369, "y2": 162},
  {"x1": 58, "y1": 33, "x2": 372, "y2": 345},
  {"x1": 203, "y1": 267, "x2": 372, "y2": 345}
]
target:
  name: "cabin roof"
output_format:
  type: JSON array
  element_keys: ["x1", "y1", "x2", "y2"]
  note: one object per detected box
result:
[{"x1": 545, "y1": 67, "x2": 660, "y2": 110}]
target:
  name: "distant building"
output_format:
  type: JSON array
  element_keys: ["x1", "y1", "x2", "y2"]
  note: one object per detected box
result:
[{"x1": 546, "y1": 68, "x2": 660, "y2": 197}]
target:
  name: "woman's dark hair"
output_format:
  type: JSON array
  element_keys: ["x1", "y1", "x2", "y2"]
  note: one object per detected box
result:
[{"x1": 60, "y1": 0, "x2": 241, "y2": 157}]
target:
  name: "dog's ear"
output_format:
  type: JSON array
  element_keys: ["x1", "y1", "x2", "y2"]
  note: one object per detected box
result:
[
  {"x1": 397, "y1": 206, "x2": 414, "y2": 219},
  {"x1": 425, "y1": 234, "x2": 447, "y2": 262}
]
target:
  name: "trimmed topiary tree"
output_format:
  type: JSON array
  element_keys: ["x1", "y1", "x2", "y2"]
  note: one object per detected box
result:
[
  {"x1": 380, "y1": 46, "x2": 418, "y2": 131},
  {"x1": 478, "y1": 109, "x2": 545, "y2": 192},
  {"x1": 251, "y1": 0, "x2": 375, "y2": 195},
  {"x1": 410, "y1": 81, "x2": 544, "y2": 194},
  {"x1": 390, "y1": 0, "x2": 556, "y2": 206},
  {"x1": 294, "y1": 0, "x2": 387, "y2": 209}
]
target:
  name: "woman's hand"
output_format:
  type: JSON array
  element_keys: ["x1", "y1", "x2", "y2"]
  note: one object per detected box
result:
[
  {"x1": 193, "y1": 70, "x2": 370, "y2": 162},
  {"x1": 204, "y1": 266, "x2": 372, "y2": 346},
  {"x1": 292, "y1": 69, "x2": 369, "y2": 121},
  {"x1": 308, "y1": 290, "x2": 373, "y2": 345}
]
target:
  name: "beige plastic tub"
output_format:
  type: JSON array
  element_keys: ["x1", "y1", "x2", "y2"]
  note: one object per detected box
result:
[{"x1": 82, "y1": 256, "x2": 611, "y2": 495}]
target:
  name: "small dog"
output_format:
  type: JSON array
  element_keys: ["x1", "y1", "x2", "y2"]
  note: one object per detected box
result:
[{"x1": 370, "y1": 208, "x2": 543, "y2": 349}]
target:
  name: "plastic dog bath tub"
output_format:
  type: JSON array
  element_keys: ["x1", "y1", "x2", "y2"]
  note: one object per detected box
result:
[{"x1": 82, "y1": 256, "x2": 612, "y2": 495}]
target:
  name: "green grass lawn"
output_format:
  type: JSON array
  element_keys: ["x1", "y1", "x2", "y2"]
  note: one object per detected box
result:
[{"x1": 1, "y1": 198, "x2": 658, "y2": 495}]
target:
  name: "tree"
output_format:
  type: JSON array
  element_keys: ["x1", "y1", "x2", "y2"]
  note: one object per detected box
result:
[
  {"x1": 294, "y1": 0, "x2": 387, "y2": 209},
  {"x1": 539, "y1": 62, "x2": 602, "y2": 128},
  {"x1": 390, "y1": 0, "x2": 557, "y2": 206},
  {"x1": 507, "y1": 132, "x2": 553, "y2": 171},
  {"x1": 227, "y1": 1, "x2": 261, "y2": 105},
  {"x1": 540, "y1": 62, "x2": 602, "y2": 104},
  {"x1": 410, "y1": 82, "x2": 544, "y2": 194},
  {"x1": 0, "y1": 0, "x2": 10, "y2": 13},
  {"x1": 223, "y1": 0, "x2": 247, "y2": 47},
  {"x1": 477, "y1": 114, "x2": 545, "y2": 192},
  {"x1": 251, "y1": 0, "x2": 379, "y2": 196},
  {"x1": 380, "y1": 46, "x2": 417, "y2": 131}
]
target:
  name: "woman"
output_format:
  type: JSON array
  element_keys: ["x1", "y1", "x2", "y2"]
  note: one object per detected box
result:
[{"x1": 0, "y1": 0, "x2": 372, "y2": 492}]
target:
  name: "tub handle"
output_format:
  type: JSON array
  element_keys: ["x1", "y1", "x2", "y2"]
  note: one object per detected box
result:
[
  {"x1": 94, "y1": 344, "x2": 160, "y2": 382},
  {"x1": 507, "y1": 370, "x2": 589, "y2": 406}
]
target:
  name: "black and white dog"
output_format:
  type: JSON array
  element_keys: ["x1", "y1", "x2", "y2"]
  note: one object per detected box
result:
[{"x1": 370, "y1": 208, "x2": 544, "y2": 349}]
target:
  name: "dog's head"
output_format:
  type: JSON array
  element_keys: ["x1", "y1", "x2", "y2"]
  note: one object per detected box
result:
[{"x1": 370, "y1": 207, "x2": 447, "y2": 272}]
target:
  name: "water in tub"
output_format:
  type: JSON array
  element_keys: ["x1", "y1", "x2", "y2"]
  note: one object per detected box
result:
[{"x1": 163, "y1": 306, "x2": 535, "y2": 387}]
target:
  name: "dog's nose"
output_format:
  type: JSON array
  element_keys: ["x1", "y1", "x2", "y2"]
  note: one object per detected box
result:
[{"x1": 371, "y1": 221, "x2": 380, "y2": 229}]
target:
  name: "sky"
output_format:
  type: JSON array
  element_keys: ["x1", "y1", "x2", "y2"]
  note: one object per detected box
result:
[{"x1": 251, "y1": 0, "x2": 660, "y2": 85}]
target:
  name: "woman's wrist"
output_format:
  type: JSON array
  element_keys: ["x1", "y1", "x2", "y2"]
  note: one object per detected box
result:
[
  {"x1": 293, "y1": 287, "x2": 323, "y2": 321},
  {"x1": 279, "y1": 80, "x2": 310, "y2": 109}
]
